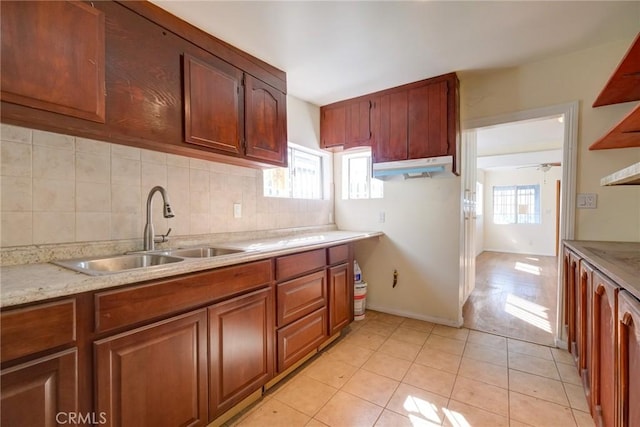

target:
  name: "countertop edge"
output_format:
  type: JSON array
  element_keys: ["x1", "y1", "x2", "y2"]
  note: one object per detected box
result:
[
  {"x1": 0, "y1": 230, "x2": 383, "y2": 308},
  {"x1": 564, "y1": 240, "x2": 640, "y2": 301}
]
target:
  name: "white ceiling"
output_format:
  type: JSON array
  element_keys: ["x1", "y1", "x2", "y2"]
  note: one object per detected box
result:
[{"x1": 150, "y1": 1, "x2": 639, "y2": 106}]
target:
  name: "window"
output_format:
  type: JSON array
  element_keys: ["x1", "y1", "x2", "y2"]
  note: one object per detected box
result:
[
  {"x1": 341, "y1": 149, "x2": 383, "y2": 200},
  {"x1": 493, "y1": 185, "x2": 540, "y2": 224},
  {"x1": 263, "y1": 144, "x2": 325, "y2": 199}
]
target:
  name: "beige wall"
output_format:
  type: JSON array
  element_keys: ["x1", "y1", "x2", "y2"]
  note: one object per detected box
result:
[
  {"x1": 0, "y1": 96, "x2": 331, "y2": 247},
  {"x1": 335, "y1": 153, "x2": 462, "y2": 325},
  {"x1": 461, "y1": 37, "x2": 640, "y2": 241}
]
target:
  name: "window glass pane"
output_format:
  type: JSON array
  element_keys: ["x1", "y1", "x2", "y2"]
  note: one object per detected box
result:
[
  {"x1": 493, "y1": 184, "x2": 540, "y2": 224},
  {"x1": 291, "y1": 149, "x2": 322, "y2": 199},
  {"x1": 341, "y1": 149, "x2": 383, "y2": 200},
  {"x1": 493, "y1": 186, "x2": 516, "y2": 224},
  {"x1": 263, "y1": 166, "x2": 290, "y2": 198},
  {"x1": 263, "y1": 145, "x2": 324, "y2": 200},
  {"x1": 348, "y1": 156, "x2": 370, "y2": 199}
]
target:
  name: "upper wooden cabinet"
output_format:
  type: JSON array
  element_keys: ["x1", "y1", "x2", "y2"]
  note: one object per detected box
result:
[
  {"x1": 320, "y1": 73, "x2": 459, "y2": 169},
  {"x1": 0, "y1": 1, "x2": 287, "y2": 168},
  {"x1": 0, "y1": 1, "x2": 106, "y2": 123},
  {"x1": 590, "y1": 33, "x2": 640, "y2": 150},
  {"x1": 320, "y1": 100, "x2": 373, "y2": 149},
  {"x1": 372, "y1": 91, "x2": 409, "y2": 162},
  {"x1": 407, "y1": 79, "x2": 450, "y2": 159},
  {"x1": 244, "y1": 75, "x2": 288, "y2": 165},
  {"x1": 184, "y1": 53, "x2": 243, "y2": 155}
]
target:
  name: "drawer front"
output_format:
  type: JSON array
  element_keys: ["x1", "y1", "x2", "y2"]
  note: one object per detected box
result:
[
  {"x1": 327, "y1": 244, "x2": 350, "y2": 265},
  {"x1": 277, "y1": 307, "x2": 327, "y2": 372},
  {"x1": 276, "y1": 249, "x2": 326, "y2": 282},
  {"x1": 1, "y1": 299, "x2": 76, "y2": 363},
  {"x1": 95, "y1": 259, "x2": 273, "y2": 333},
  {"x1": 277, "y1": 270, "x2": 326, "y2": 327}
]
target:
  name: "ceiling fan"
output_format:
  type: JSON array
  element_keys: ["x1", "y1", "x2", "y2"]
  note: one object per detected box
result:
[{"x1": 518, "y1": 162, "x2": 561, "y2": 172}]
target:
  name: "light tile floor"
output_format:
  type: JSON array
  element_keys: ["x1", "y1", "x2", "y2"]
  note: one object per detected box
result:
[{"x1": 227, "y1": 311, "x2": 594, "y2": 427}]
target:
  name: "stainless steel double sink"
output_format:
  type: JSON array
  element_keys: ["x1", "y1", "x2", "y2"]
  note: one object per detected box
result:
[{"x1": 52, "y1": 246, "x2": 245, "y2": 276}]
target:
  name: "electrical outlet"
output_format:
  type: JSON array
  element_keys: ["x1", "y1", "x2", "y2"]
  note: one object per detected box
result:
[
  {"x1": 577, "y1": 193, "x2": 597, "y2": 209},
  {"x1": 379, "y1": 212, "x2": 386, "y2": 223},
  {"x1": 233, "y1": 203, "x2": 242, "y2": 218}
]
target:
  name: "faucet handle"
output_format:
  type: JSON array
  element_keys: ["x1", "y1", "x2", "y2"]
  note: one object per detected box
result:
[{"x1": 154, "y1": 228, "x2": 172, "y2": 244}]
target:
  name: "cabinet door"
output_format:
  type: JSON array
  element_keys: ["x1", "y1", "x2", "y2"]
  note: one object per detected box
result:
[
  {"x1": 591, "y1": 271, "x2": 619, "y2": 427},
  {"x1": 1, "y1": 1, "x2": 105, "y2": 122},
  {"x1": 373, "y1": 92, "x2": 409, "y2": 162},
  {"x1": 320, "y1": 105, "x2": 346, "y2": 148},
  {"x1": 244, "y1": 75, "x2": 287, "y2": 166},
  {"x1": 618, "y1": 291, "x2": 640, "y2": 427},
  {"x1": 578, "y1": 261, "x2": 594, "y2": 402},
  {"x1": 209, "y1": 287, "x2": 274, "y2": 419},
  {"x1": 408, "y1": 80, "x2": 449, "y2": 159},
  {"x1": 344, "y1": 100, "x2": 373, "y2": 149},
  {"x1": 183, "y1": 53, "x2": 243, "y2": 154},
  {"x1": 563, "y1": 247, "x2": 579, "y2": 358},
  {"x1": 95, "y1": 310, "x2": 208, "y2": 427},
  {"x1": 1, "y1": 349, "x2": 78, "y2": 427},
  {"x1": 328, "y1": 263, "x2": 353, "y2": 335}
]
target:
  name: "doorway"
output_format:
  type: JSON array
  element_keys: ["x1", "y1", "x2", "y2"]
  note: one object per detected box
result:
[{"x1": 460, "y1": 102, "x2": 578, "y2": 347}]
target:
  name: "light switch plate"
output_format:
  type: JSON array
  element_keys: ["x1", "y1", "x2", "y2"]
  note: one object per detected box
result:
[
  {"x1": 233, "y1": 203, "x2": 242, "y2": 218},
  {"x1": 577, "y1": 193, "x2": 597, "y2": 209}
]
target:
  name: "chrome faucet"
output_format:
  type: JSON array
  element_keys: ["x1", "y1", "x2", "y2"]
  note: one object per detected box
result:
[{"x1": 143, "y1": 186, "x2": 174, "y2": 251}]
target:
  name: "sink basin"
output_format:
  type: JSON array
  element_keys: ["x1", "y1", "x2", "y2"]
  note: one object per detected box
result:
[
  {"x1": 158, "y1": 247, "x2": 244, "y2": 258},
  {"x1": 53, "y1": 253, "x2": 184, "y2": 275}
]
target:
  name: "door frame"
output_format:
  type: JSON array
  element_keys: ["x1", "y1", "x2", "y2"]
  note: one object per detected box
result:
[{"x1": 460, "y1": 101, "x2": 578, "y2": 347}]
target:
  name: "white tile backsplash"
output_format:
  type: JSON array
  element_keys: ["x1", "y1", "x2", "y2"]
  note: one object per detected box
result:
[
  {"x1": 32, "y1": 145, "x2": 75, "y2": 180},
  {"x1": 0, "y1": 124, "x2": 332, "y2": 248},
  {"x1": 1, "y1": 140, "x2": 32, "y2": 177}
]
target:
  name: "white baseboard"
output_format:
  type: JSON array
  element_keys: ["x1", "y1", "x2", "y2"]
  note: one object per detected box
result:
[{"x1": 365, "y1": 303, "x2": 463, "y2": 328}]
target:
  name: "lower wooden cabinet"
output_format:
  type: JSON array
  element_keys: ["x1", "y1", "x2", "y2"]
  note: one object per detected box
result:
[
  {"x1": 578, "y1": 261, "x2": 594, "y2": 399},
  {"x1": 1, "y1": 244, "x2": 357, "y2": 425},
  {"x1": 94, "y1": 310, "x2": 208, "y2": 427},
  {"x1": 564, "y1": 247, "x2": 580, "y2": 360},
  {"x1": 208, "y1": 287, "x2": 274, "y2": 419},
  {"x1": 328, "y1": 263, "x2": 352, "y2": 335},
  {"x1": 1, "y1": 348, "x2": 78, "y2": 427},
  {"x1": 617, "y1": 291, "x2": 640, "y2": 427},
  {"x1": 591, "y1": 270, "x2": 619, "y2": 427},
  {"x1": 277, "y1": 307, "x2": 328, "y2": 372}
]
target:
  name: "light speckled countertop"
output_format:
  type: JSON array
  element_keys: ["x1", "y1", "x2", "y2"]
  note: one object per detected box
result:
[
  {"x1": 1, "y1": 230, "x2": 382, "y2": 308},
  {"x1": 564, "y1": 240, "x2": 640, "y2": 300}
]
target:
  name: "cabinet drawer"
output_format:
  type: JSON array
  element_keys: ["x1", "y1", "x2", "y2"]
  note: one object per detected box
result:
[
  {"x1": 276, "y1": 249, "x2": 326, "y2": 281},
  {"x1": 277, "y1": 307, "x2": 328, "y2": 372},
  {"x1": 277, "y1": 271, "x2": 326, "y2": 327},
  {"x1": 328, "y1": 244, "x2": 350, "y2": 265},
  {"x1": 95, "y1": 260, "x2": 272, "y2": 333},
  {"x1": 1, "y1": 299, "x2": 76, "y2": 363}
]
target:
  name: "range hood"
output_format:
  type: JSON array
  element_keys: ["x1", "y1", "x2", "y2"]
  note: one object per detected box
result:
[{"x1": 372, "y1": 155, "x2": 455, "y2": 180}]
